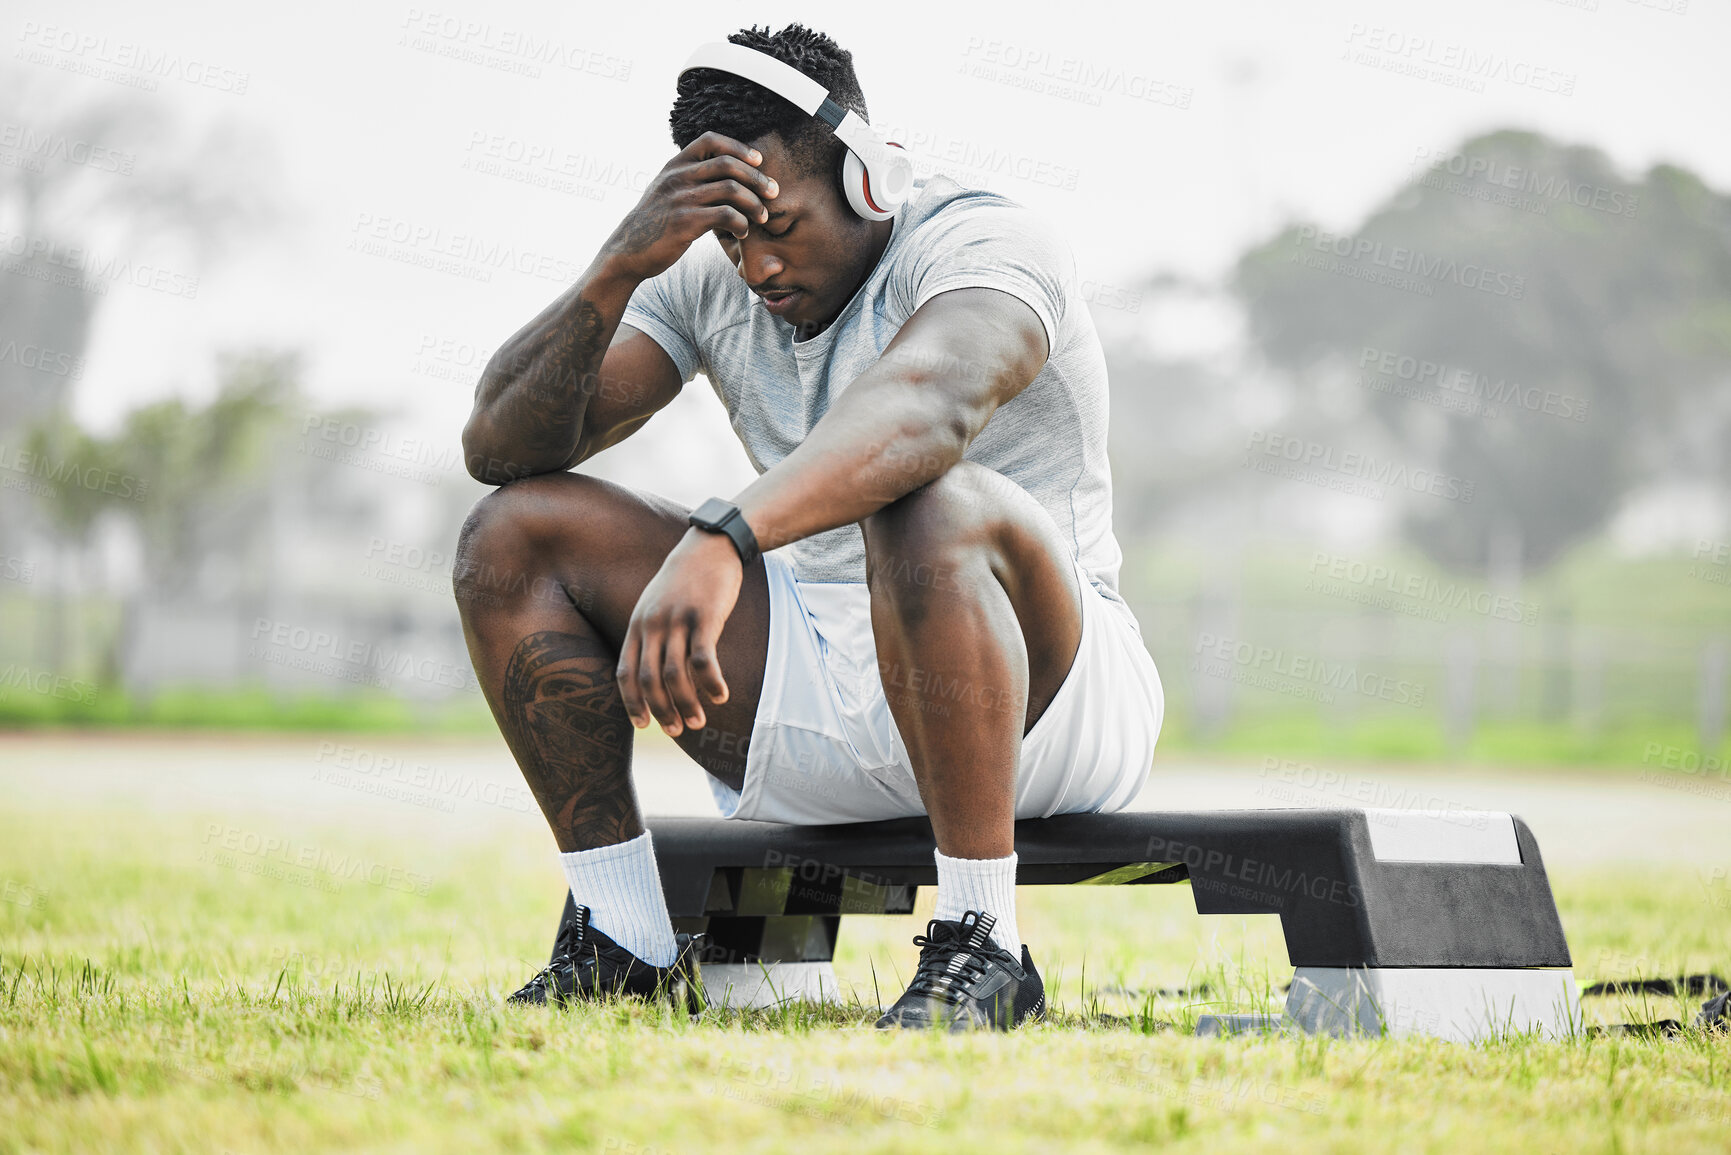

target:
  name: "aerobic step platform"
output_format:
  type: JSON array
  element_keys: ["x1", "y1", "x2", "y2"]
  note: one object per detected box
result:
[{"x1": 540, "y1": 808, "x2": 1580, "y2": 1041}]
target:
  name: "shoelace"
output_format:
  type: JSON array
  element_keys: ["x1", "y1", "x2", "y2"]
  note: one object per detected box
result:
[
  {"x1": 516, "y1": 906, "x2": 593, "y2": 995},
  {"x1": 517, "y1": 916, "x2": 702, "y2": 1000},
  {"x1": 904, "y1": 913, "x2": 1001, "y2": 1006}
]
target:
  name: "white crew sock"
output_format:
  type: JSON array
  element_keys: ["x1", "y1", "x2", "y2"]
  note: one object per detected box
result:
[
  {"x1": 932, "y1": 848, "x2": 1022, "y2": 960},
  {"x1": 557, "y1": 830, "x2": 680, "y2": 966}
]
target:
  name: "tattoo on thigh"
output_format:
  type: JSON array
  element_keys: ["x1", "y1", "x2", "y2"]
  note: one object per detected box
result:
[{"x1": 500, "y1": 630, "x2": 640, "y2": 846}]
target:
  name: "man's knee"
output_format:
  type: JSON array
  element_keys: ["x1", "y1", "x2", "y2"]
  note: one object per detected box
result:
[
  {"x1": 453, "y1": 473, "x2": 601, "y2": 616},
  {"x1": 863, "y1": 462, "x2": 1018, "y2": 602},
  {"x1": 866, "y1": 462, "x2": 1015, "y2": 553}
]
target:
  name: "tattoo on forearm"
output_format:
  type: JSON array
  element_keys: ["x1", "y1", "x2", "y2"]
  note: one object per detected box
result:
[
  {"x1": 528, "y1": 299, "x2": 605, "y2": 445},
  {"x1": 499, "y1": 629, "x2": 642, "y2": 848},
  {"x1": 608, "y1": 201, "x2": 670, "y2": 260},
  {"x1": 475, "y1": 299, "x2": 607, "y2": 483}
]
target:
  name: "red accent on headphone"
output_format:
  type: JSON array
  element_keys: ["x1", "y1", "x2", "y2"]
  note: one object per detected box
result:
[
  {"x1": 861, "y1": 175, "x2": 888, "y2": 216},
  {"x1": 860, "y1": 142, "x2": 907, "y2": 216}
]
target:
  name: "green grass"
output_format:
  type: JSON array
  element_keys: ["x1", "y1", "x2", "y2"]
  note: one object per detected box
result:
[
  {"x1": 0, "y1": 685, "x2": 492, "y2": 734},
  {"x1": 7, "y1": 536, "x2": 1731, "y2": 774},
  {"x1": 6, "y1": 685, "x2": 1726, "y2": 778},
  {"x1": 2, "y1": 794, "x2": 1728, "y2": 1153},
  {"x1": 1152, "y1": 710, "x2": 1731, "y2": 769}
]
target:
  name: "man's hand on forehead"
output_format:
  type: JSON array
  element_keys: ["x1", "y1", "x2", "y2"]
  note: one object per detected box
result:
[{"x1": 598, "y1": 131, "x2": 780, "y2": 280}]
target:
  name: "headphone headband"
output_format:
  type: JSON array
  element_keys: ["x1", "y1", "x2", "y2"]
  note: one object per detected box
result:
[
  {"x1": 680, "y1": 42, "x2": 832, "y2": 120},
  {"x1": 677, "y1": 40, "x2": 913, "y2": 221}
]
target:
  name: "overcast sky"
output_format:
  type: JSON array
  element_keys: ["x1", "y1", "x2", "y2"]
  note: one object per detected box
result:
[{"x1": 11, "y1": 0, "x2": 1728, "y2": 503}]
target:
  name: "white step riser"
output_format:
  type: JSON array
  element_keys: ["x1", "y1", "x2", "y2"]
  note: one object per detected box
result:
[
  {"x1": 1197, "y1": 967, "x2": 1582, "y2": 1041},
  {"x1": 702, "y1": 962, "x2": 839, "y2": 1010}
]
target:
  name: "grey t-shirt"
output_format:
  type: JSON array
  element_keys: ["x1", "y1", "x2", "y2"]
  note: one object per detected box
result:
[{"x1": 620, "y1": 173, "x2": 1138, "y2": 636}]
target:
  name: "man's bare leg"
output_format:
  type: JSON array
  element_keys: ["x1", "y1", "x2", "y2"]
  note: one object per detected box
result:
[
  {"x1": 862, "y1": 461, "x2": 1084, "y2": 958},
  {"x1": 862, "y1": 461, "x2": 1084, "y2": 851},
  {"x1": 454, "y1": 471, "x2": 770, "y2": 965}
]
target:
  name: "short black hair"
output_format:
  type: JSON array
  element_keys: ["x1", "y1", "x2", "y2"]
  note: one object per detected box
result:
[{"x1": 669, "y1": 23, "x2": 868, "y2": 201}]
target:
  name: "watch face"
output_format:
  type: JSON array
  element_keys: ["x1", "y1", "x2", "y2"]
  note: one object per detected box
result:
[{"x1": 691, "y1": 497, "x2": 734, "y2": 527}]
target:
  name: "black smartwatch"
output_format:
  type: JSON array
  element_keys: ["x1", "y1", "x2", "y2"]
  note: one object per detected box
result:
[{"x1": 687, "y1": 497, "x2": 760, "y2": 567}]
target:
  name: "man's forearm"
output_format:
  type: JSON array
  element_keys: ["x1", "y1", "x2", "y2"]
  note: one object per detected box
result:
[
  {"x1": 462, "y1": 256, "x2": 640, "y2": 484},
  {"x1": 727, "y1": 288, "x2": 1048, "y2": 553},
  {"x1": 730, "y1": 363, "x2": 989, "y2": 553}
]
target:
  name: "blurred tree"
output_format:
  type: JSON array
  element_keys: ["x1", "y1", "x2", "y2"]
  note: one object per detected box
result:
[
  {"x1": 19, "y1": 351, "x2": 305, "y2": 684},
  {"x1": 1232, "y1": 130, "x2": 1731, "y2": 576},
  {"x1": 0, "y1": 70, "x2": 273, "y2": 436},
  {"x1": 1098, "y1": 275, "x2": 1312, "y2": 546},
  {"x1": 18, "y1": 414, "x2": 119, "y2": 670},
  {"x1": 102, "y1": 351, "x2": 300, "y2": 599}
]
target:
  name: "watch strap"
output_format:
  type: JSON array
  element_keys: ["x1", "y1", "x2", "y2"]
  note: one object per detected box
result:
[{"x1": 688, "y1": 497, "x2": 760, "y2": 567}]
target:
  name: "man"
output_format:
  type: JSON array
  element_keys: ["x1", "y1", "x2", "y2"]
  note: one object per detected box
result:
[{"x1": 455, "y1": 22, "x2": 1163, "y2": 1031}]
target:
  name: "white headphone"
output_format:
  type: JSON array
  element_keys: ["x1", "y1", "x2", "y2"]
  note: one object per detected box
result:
[{"x1": 678, "y1": 41, "x2": 914, "y2": 222}]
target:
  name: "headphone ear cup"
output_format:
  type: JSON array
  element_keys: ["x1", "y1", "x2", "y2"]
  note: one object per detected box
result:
[
  {"x1": 878, "y1": 141, "x2": 913, "y2": 203},
  {"x1": 841, "y1": 147, "x2": 887, "y2": 221},
  {"x1": 842, "y1": 143, "x2": 913, "y2": 222}
]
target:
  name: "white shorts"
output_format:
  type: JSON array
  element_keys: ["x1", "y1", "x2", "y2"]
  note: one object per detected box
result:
[{"x1": 706, "y1": 547, "x2": 1165, "y2": 825}]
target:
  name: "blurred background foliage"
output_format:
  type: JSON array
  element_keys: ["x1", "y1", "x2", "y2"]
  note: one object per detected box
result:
[{"x1": 1, "y1": 80, "x2": 1727, "y2": 770}]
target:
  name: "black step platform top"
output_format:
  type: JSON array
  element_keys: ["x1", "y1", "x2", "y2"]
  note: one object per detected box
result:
[{"x1": 641, "y1": 809, "x2": 1572, "y2": 969}]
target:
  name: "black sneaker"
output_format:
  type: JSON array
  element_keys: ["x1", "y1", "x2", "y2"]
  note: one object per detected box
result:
[
  {"x1": 875, "y1": 910, "x2": 1045, "y2": 1032},
  {"x1": 507, "y1": 904, "x2": 705, "y2": 1011}
]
